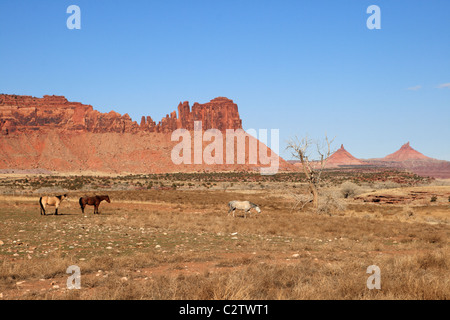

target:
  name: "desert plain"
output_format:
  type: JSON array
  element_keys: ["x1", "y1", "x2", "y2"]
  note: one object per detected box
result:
[{"x1": 0, "y1": 171, "x2": 448, "y2": 300}]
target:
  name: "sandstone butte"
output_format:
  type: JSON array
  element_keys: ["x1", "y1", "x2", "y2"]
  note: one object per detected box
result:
[
  {"x1": 367, "y1": 142, "x2": 450, "y2": 179},
  {"x1": 325, "y1": 144, "x2": 368, "y2": 167},
  {"x1": 336, "y1": 142, "x2": 450, "y2": 179},
  {"x1": 380, "y1": 142, "x2": 433, "y2": 162},
  {"x1": 0, "y1": 94, "x2": 292, "y2": 174},
  {"x1": 291, "y1": 144, "x2": 368, "y2": 169},
  {"x1": 290, "y1": 142, "x2": 450, "y2": 179}
]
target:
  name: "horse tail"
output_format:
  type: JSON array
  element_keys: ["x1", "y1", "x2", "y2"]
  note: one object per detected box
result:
[
  {"x1": 39, "y1": 197, "x2": 44, "y2": 213},
  {"x1": 79, "y1": 197, "x2": 83, "y2": 209}
]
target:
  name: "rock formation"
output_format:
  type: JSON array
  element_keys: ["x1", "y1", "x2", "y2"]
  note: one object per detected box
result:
[
  {"x1": 0, "y1": 94, "x2": 289, "y2": 174},
  {"x1": 326, "y1": 144, "x2": 368, "y2": 167},
  {"x1": 287, "y1": 142, "x2": 450, "y2": 179},
  {"x1": 381, "y1": 142, "x2": 433, "y2": 162},
  {"x1": 0, "y1": 94, "x2": 242, "y2": 135},
  {"x1": 367, "y1": 142, "x2": 450, "y2": 179}
]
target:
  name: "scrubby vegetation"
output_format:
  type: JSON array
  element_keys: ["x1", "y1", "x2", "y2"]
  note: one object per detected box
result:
[
  {"x1": 0, "y1": 169, "x2": 433, "y2": 196},
  {"x1": 0, "y1": 170, "x2": 447, "y2": 300}
]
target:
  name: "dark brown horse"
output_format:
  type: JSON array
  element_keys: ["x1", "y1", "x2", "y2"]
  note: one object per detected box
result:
[{"x1": 79, "y1": 195, "x2": 110, "y2": 214}]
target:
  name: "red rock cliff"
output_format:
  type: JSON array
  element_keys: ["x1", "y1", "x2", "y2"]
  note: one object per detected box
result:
[
  {"x1": 0, "y1": 94, "x2": 242, "y2": 135},
  {"x1": 0, "y1": 94, "x2": 292, "y2": 174}
]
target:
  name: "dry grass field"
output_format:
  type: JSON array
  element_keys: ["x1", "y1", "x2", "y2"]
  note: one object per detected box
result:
[{"x1": 0, "y1": 172, "x2": 448, "y2": 300}]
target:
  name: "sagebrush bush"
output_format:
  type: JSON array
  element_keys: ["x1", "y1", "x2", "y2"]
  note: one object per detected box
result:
[
  {"x1": 318, "y1": 191, "x2": 346, "y2": 215},
  {"x1": 340, "y1": 181, "x2": 361, "y2": 199}
]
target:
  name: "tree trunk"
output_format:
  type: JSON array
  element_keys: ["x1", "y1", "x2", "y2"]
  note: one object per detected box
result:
[{"x1": 309, "y1": 183, "x2": 319, "y2": 210}]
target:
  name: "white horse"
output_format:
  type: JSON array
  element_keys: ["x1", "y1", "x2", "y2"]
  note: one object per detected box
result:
[{"x1": 228, "y1": 200, "x2": 261, "y2": 218}]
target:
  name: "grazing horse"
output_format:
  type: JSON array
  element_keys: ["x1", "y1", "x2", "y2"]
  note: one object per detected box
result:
[
  {"x1": 39, "y1": 194, "x2": 68, "y2": 215},
  {"x1": 79, "y1": 195, "x2": 110, "y2": 214},
  {"x1": 228, "y1": 200, "x2": 261, "y2": 218}
]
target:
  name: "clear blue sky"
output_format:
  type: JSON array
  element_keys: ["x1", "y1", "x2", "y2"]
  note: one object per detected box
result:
[{"x1": 1, "y1": 0, "x2": 449, "y2": 160}]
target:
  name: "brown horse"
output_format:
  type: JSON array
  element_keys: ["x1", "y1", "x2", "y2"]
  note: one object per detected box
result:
[
  {"x1": 39, "y1": 194, "x2": 68, "y2": 215},
  {"x1": 79, "y1": 195, "x2": 110, "y2": 214}
]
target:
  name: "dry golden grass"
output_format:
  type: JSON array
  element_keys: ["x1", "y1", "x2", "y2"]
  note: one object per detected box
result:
[{"x1": 0, "y1": 184, "x2": 448, "y2": 300}]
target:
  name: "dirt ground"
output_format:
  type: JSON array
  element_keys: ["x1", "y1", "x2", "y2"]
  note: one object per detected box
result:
[{"x1": 0, "y1": 178, "x2": 449, "y2": 300}]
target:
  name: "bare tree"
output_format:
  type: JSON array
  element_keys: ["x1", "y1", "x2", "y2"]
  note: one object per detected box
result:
[{"x1": 286, "y1": 135, "x2": 335, "y2": 211}]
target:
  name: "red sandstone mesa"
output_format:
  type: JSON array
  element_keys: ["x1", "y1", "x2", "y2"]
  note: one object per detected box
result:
[{"x1": 0, "y1": 94, "x2": 288, "y2": 174}]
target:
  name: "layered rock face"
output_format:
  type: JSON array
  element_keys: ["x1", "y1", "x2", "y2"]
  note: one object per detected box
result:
[
  {"x1": 0, "y1": 94, "x2": 242, "y2": 135},
  {"x1": 0, "y1": 94, "x2": 288, "y2": 174},
  {"x1": 157, "y1": 97, "x2": 242, "y2": 133}
]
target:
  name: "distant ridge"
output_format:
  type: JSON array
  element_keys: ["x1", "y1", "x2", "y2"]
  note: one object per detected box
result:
[
  {"x1": 287, "y1": 142, "x2": 450, "y2": 179},
  {"x1": 366, "y1": 142, "x2": 450, "y2": 179}
]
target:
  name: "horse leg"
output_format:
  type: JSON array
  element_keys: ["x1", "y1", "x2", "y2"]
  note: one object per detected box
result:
[
  {"x1": 79, "y1": 198, "x2": 85, "y2": 214},
  {"x1": 42, "y1": 203, "x2": 46, "y2": 216},
  {"x1": 94, "y1": 204, "x2": 98, "y2": 214}
]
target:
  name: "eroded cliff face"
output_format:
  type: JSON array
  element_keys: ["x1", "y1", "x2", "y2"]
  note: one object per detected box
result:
[
  {"x1": 0, "y1": 95, "x2": 242, "y2": 135},
  {"x1": 0, "y1": 94, "x2": 288, "y2": 174}
]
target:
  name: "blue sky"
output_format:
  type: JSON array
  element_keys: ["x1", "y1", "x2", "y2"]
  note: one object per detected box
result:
[{"x1": 1, "y1": 0, "x2": 449, "y2": 160}]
